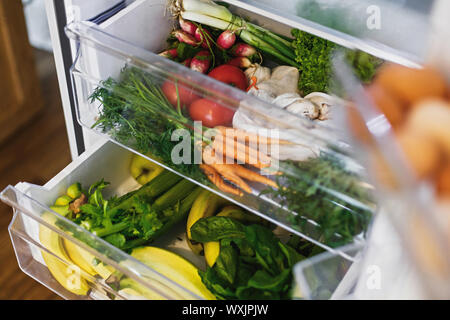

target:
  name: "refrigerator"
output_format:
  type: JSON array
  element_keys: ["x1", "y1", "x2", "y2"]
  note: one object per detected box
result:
[{"x1": 1, "y1": 0, "x2": 449, "y2": 300}]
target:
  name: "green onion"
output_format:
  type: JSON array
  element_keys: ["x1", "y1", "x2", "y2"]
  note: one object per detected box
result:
[{"x1": 172, "y1": 0, "x2": 298, "y2": 67}]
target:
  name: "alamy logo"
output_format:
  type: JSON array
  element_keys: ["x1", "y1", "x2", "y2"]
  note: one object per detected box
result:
[
  {"x1": 366, "y1": 265, "x2": 381, "y2": 290},
  {"x1": 170, "y1": 122, "x2": 280, "y2": 174},
  {"x1": 66, "y1": 265, "x2": 82, "y2": 290},
  {"x1": 366, "y1": 5, "x2": 381, "y2": 30}
]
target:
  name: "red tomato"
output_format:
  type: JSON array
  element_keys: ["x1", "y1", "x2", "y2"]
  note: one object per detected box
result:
[
  {"x1": 189, "y1": 98, "x2": 235, "y2": 128},
  {"x1": 208, "y1": 65, "x2": 248, "y2": 91},
  {"x1": 161, "y1": 80, "x2": 199, "y2": 110}
]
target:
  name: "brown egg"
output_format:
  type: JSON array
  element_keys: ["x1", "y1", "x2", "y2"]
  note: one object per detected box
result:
[
  {"x1": 436, "y1": 163, "x2": 450, "y2": 196},
  {"x1": 407, "y1": 99, "x2": 450, "y2": 157},
  {"x1": 375, "y1": 64, "x2": 447, "y2": 106},
  {"x1": 346, "y1": 104, "x2": 373, "y2": 145},
  {"x1": 396, "y1": 128, "x2": 442, "y2": 179},
  {"x1": 369, "y1": 149, "x2": 399, "y2": 190},
  {"x1": 366, "y1": 83, "x2": 404, "y2": 128}
]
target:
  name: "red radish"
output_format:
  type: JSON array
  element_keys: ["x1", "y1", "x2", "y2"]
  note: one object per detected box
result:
[
  {"x1": 158, "y1": 48, "x2": 178, "y2": 59},
  {"x1": 173, "y1": 30, "x2": 198, "y2": 47},
  {"x1": 226, "y1": 57, "x2": 252, "y2": 69},
  {"x1": 195, "y1": 28, "x2": 212, "y2": 49},
  {"x1": 190, "y1": 50, "x2": 211, "y2": 73},
  {"x1": 217, "y1": 30, "x2": 236, "y2": 50},
  {"x1": 181, "y1": 58, "x2": 192, "y2": 67},
  {"x1": 230, "y1": 43, "x2": 256, "y2": 57},
  {"x1": 179, "y1": 17, "x2": 197, "y2": 35},
  {"x1": 162, "y1": 80, "x2": 199, "y2": 110},
  {"x1": 208, "y1": 65, "x2": 248, "y2": 91}
]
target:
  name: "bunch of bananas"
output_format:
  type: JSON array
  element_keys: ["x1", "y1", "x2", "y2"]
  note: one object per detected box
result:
[{"x1": 40, "y1": 183, "x2": 115, "y2": 297}]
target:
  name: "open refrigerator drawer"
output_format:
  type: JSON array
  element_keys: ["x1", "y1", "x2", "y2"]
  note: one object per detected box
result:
[
  {"x1": 1, "y1": 141, "x2": 212, "y2": 300},
  {"x1": 65, "y1": 0, "x2": 377, "y2": 256},
  {"x1": 1, "y1": 140, "x2": 366, "y2": 300}
]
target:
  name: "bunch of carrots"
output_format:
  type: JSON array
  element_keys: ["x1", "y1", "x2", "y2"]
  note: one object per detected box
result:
[{"x1": 198, "y1": 126, "x2": 290, "y2": 196}]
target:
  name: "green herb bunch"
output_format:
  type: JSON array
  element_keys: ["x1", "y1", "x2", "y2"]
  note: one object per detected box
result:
[
  {"x1": 57, "y1": 170, "x2": 200, "y2": 252},
  {"x1": 90, "y1": 66, "x2": 206, "y2": 183},
  {"x1": 265, "y1": 154, "x2": 374, "y2": 247},
  {"x1": 65, "y1": 179, "x2": 171, "y2": 250}
]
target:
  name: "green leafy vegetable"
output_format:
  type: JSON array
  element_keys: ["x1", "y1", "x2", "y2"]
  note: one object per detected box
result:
[
  {"x1": 291, "y1": 28, "x2": 335, "y2": 95},
  {"x1": 191, "y1": 216, "x2": 304, "y2": 300},
  {"x1": 105, "y1": 233, "x2": 126, "y2": 248},
  {"x1": 214, "y1": 241, "x2": 238, "y2": 285},
  {"x1": 346, "y1": 50, "x2": 383, "y2": 84},
  {"x1": 60, "y1": 173, "x2": 201, "y2": 252},
  {"x1": 190, "y1": 215, "x2": 246, "y2": 242},
  {"x1": 90, "y1": 66, "x2": 207, "y2": 183},
  {"x1": 291, "y1": 29, "x2": 383, "y2": 95}
]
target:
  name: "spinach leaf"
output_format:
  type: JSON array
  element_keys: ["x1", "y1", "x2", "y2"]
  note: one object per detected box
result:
[
  {"x1": 190, "y1": 216, "x2": 246, "y2": 243},
  {"x1": 236, "y1": 287, "x2": 280, "y2": 300},
  {"x1": 198, "y1": 268, "x2": 236, "y2": 300},
  {"x1": 214, "y1": 241, "x2": 238, "y2": 285},
  {"x1": 235, "y1": 260, "x2": 256, "y2": 288},
  {"x1": 248, "y1": 269, "x2": 291, "y2": 292},
  {"x1": 245, "y1": 224, "x2": 286, "y2": 275},
  {"x1": 193, "y1": 216, "x2": 304, "y2": 300},
  {"x1": 278, "y1": 242, "x2": 305, "y2": 267}
]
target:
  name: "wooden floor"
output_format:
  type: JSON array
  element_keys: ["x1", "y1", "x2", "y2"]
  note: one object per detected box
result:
[{"x1": 0, "y1": 49, "x2": 70, "y2": 300}]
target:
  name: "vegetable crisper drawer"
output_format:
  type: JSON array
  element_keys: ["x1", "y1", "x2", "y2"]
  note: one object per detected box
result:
[
  {"x1": 66, "y1": 0, "x2": 376, "y2": 255},
  {"x1": 1, "y1": 142, "x2": 206, "y2": 300}
]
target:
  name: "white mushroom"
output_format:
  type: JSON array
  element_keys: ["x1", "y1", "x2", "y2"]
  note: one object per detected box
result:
[
  {"x1": 272, "y1": 93, "x2": 320, "y2": 120},
  {"x1": 304, "y1": 92, "x2": 335, "y2": 120},
  {"x1": 286, "y1": 99, "x2": 320, "y2": 120}
]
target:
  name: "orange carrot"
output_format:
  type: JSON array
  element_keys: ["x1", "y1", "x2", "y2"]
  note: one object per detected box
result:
[
  {"x1": 214, "y1": 126, "x2": 293, "y2": 145},
  {"x1": 229, "y1": 164, "x2": 278, "y2": 189},
  {"x1": 202, "y1": 147, "x2": 253, "y2": 194},
  {"x1": 200, "y1": 164, "x2": 243, "y2": 196},
  {"x1": 212, "y1": 135, "x2": 271, "y2": 169},
  {"x1": 212, "y1": 164, "x2": 253, "y2": 194}
]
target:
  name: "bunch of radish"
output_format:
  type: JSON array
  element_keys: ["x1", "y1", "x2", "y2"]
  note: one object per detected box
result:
[{"x1": 159, "y1": 17, "x2": 258, "y2": 76}]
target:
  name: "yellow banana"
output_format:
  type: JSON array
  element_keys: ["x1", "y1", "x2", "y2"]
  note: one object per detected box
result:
[
  {"x1": 63, "y1": 239, "x2": 115, "y2": 279},
  {"x1": 63, "y1": 240, "x2": 98, "y2": 277},
  {"x1": 92, "y1": 262, "x2": 115, "y2": 280},
  {"x1": 186, "y1": 189, "x2": 228, "y2": 255},
  {"x1": 217, "y1": 205, "x2": 267, "y2": 224},
  {"x1": 130, "y1": 246, "x2": 216, "y2": 300},
  {"x1": 204, "y1": 242, "x2": 220, "y2": 267},
  {"x1": 39, "y1": 213, "x2": 90, "y2": 296}
]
